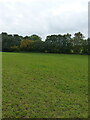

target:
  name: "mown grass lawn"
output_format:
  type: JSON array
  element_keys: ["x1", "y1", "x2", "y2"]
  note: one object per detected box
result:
[{"x1": 2, "y1": 52, "x2": 88, "y2": 118}]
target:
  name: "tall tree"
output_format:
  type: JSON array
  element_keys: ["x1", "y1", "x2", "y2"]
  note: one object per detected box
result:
[{"x1": 73, "y1": 32, "x2": 85, "y2": 54}]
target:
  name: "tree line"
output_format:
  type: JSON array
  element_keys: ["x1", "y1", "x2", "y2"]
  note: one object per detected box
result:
[{"x1": 1, "y1": 32, "x2": 89, "y2": 54}]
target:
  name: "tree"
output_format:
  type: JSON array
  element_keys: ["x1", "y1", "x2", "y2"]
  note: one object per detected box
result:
[
  {"x1": 29, "y1": 34, "x2": 42, "y2": 41},
  {"x1": 45, "y1": 33, "x2": 72, "y2": 53},
  {"x1": 73, "y1": 32, "x2": 85, "y2": 54},
  {"x1": 2, "y1": 32, "x2": 14, "y2": 51},
  {"x1": 20, "y1": 39, "x2": 33, "y2": 51},
  {"x1": 13, "y1": 34, "x2": 22, "y2": 46}
]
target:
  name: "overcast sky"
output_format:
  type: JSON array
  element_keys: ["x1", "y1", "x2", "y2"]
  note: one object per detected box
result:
[{"x1": 0, "y1": 0, "x2": 89, "y2": 40}]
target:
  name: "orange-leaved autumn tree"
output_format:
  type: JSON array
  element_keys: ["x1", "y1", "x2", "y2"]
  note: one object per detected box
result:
[{"x1": 20, "y1": 39, "x2": 33, "y2": 51}]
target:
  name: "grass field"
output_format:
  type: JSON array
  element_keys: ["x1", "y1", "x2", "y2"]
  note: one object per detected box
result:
[{"x1": 2, "y1": 52, "x2": 88, "y2": 118}]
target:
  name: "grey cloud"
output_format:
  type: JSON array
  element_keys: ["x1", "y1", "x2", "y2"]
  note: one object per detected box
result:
[{"x1": 0, "y1": 0, "x2": 88, "y2": 40}]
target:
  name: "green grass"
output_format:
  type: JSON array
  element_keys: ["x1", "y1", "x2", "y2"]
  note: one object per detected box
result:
[
  {"x1": 2, "y1": 52, "x2": 88, "y2": 118},
  {"x1": 0, "y1": 52, "x2": 2, "y2": 119}
]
